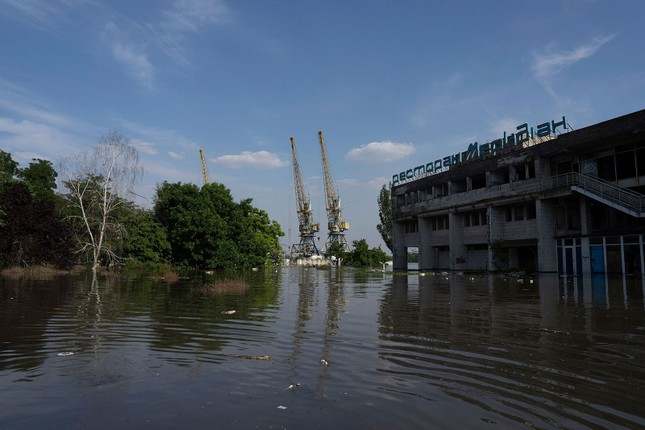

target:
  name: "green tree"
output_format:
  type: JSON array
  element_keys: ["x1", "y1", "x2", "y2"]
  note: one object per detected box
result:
[
  {"x1": 119, "y1": 205, "x2": 171, "y2": 264},
  {"x1": 18, "y1": 159, "x2": 57, "y2": 200},
  {"x1": 377, "y1": 184, "x2": 393, "y2": 252},
  {"x1": 0, "y1": 150, "x2": 18, "y2": 185},
  {"x1": 154, "y1": 181, "x2": 283, "y2": 270},
  {"x1": 344, "y1": 239, "x2": 390, "y2": 268}
]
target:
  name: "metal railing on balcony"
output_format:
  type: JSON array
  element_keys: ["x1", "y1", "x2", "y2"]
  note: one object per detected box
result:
[
  {"x1": 395, "y1": 171, "x2": 645, "y2": 217},
  {"x1": 542, "y1": 172, "x2": 645, "y2": 216}
]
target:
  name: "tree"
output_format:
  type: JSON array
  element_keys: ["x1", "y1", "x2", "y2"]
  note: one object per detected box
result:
[
  {"x1": 117, "y1": 205, "x2": 171, "y2": 264},
  {"x1": 0, "y1": 182, "x2": 74, "y2": 268},
  {"x1": 18, "y1": 159, "x2": 57, "y2": 200},
  {"x1": 377, "y1": 183, "x2": 393, "y2": 252},
  {"x1": 61, "y1": 132, "x2": 141, "y2": 271},
  {"x1": 154, "y1": 181, "x2": 283, "y2": 270},
  {"x1": 0, "y1": 150, "x2": 18, "y2": 185},
  {"x1": 343, "y1": 239, "x2": 390, "y2": 268}
]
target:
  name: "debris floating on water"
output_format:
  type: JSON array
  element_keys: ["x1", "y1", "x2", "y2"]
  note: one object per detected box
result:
[
  {"x1": 57, "y1": 352, "x2": 75, "y2": 357},
  {"x1": 320, "y1": 359, "x2": 329, "y2": 366},
  {"x1": 238, "y1": 355, "x2": 271, "y2": 361},
  {"x1": 287, "y1": 383, "x2": 301, "y2": 390},
  {"x1": 221, "y1": 310, "x2": 236, "y2": 315},
  {"x1": 277, "y1": 405, "x2": 287, "y2": 410}
]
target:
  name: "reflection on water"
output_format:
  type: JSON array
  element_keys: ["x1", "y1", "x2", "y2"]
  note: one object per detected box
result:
[{"x1": 2, "y1": 270, "x2": 645, "y2": 429}]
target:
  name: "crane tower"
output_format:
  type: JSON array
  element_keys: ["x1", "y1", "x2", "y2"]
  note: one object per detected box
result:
[
  {"x1": 199, "y1": 147, "x2": 209, "y2": 185},
  {"x1": 318, "y1": 130, "x2": 349, "y2": 252},
  {"x1": 289, "y1": 136, "x2": 320, "y2": 258}
]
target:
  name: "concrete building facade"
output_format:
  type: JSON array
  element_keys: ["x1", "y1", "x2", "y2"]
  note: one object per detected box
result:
[{"x1": 392, "y1": 109, "x2": 645, "y2": 274}]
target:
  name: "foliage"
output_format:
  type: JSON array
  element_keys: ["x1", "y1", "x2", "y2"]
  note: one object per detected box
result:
[
  {"x1": 0, "y1": 150, "x2": 18, "y2": 184},
  {"x1": 118, "y1": 205, "x2": 171, "y2": 264},
  {"x1": 60, "y1": 133, "x2": 141, "y2": 270},
  {"x1": 377, "y1": 184, "x2": 393, "y2": 252},
  {"x1": 17, "y1": 159, "x2": 57, "y2": 200},
  {"x1": 0, "y1": 182, "x2": 74, "y2": 268},
  {"x1": 154, "y1": 182, "x2": 283, "y2": 271},
  {"x1": 327, "y1": 239, "x2": 390, "y2": 268}
]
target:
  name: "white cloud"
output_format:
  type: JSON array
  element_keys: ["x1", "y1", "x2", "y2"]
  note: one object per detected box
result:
[
  {"x1": 105, "y1": 22, "x2": 155, "y2": 89},
  {"x1": 155, "y1": 0, "x2": 230, "y2": 64},
  {"x1": 346, "y1": 141, "x2": 415, "y2": 163},
  {"x1": 532, "y1": 35, "x2": 614, "y2": 80},
  {"x1": 0, "y1": 117, "x2": 83, "y2": 161},
  {"x1": 490, "y1": 117, "x2": 519, "y2": 136},
  {"x1": 0, "y1": 0, "x2": 86, "y2": 25},
  {"x1": 338, "y1": 176, "x2": 388, "y2": 189},
  {"x1": 211, "y1": 150, "x2": 286, "y2": 169},
  {"x1": 168, "y1": 151, "x2": 184, "y2": 160},
  {"x1": 130, "y1": 138, "x2": 158, "y2": 155}
]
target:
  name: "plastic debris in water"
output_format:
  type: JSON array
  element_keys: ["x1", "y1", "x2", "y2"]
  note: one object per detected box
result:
[
  {"x1": 287, "y1": 383, "x2": 301, "y2": 390},
  {"x1": 57, "y1": 352, "x2": 74, "y2": 357},
  {"x1": 277, "y1": 405, "x2": 287, "y2": 410},
  {"x1": 221, "y1": 310, "x2": 236, "y2": 315},
  {"x1": 320, "y1": 359, "x2": 329, "y2": 366},
  {"x1": 238, "y1": 355, "x2": 271, "y2": 361}
]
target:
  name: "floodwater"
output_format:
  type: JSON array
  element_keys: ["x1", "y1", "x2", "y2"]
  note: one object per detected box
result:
[{"x1": 2, "y1": 270, "x2": 645, "y2": 429}]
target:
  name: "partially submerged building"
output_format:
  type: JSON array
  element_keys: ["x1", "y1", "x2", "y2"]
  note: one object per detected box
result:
[{"x1": 392, "y1": 109, "x2": 645, "y2": 274}]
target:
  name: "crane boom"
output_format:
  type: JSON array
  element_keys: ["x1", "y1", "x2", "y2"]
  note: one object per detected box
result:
[
  {"x1": 318, "y1": 130, "x2": 349, "y2": 253},
  {"x1": 289, "y1": 137, "x2": 319, "y2": 258},
  {"x1": 199, "y1": 147, "x2": 209, "y2": 185}
]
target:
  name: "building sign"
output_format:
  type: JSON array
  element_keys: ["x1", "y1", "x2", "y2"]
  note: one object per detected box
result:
[{"x1": 392, "y1": 116, "x2": 568, "y2": 186}]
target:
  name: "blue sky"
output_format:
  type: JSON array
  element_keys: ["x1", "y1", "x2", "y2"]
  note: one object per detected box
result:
[{"x1": 1, "y1": 0, "x2": 644, "y2": 248}]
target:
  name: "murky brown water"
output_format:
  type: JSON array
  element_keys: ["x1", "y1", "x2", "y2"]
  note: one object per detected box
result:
[{"x1": 1, "y1": 269, "x2": 645, "y2": 429}]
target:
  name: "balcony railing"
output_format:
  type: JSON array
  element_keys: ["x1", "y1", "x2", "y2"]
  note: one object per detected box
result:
[{"x1": 396, "y1": 172, "x2": 645, "y2": 217}]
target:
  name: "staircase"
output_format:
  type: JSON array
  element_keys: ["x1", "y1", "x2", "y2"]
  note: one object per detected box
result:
[{"x1": 542, "y1": 172, "x2": 645, "y2": 217}]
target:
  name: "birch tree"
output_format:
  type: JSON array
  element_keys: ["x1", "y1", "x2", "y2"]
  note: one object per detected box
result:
[{"x1": 61, "y1": 132, "x2": 141, "y2": 271}]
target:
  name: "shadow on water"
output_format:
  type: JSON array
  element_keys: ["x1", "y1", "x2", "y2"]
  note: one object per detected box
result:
[{"x1": 2, "y1": 268, "x2": 645, "y2": 429}]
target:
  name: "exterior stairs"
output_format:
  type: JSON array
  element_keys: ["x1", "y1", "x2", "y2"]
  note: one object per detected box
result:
[{"x1": 543, "y1": 172, "x2": 645, "y2": 218}]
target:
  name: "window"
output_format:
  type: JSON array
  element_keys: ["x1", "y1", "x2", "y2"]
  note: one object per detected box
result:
[
  {"x1": 526, "y1": 202, "x2": 536, "y2": 219},
  {"x1": 505, "y1": 207, "x2": 513, "y2": 222},
  {"x1": 481, "y1": 209, "x2": 488, "y2": 225},
  {"x1": 516, "y1": 164, "x2": 527, "y2": 180},
  {"x1": 597, "y1": 155, "x2": 616, "y2": 181},
  {"x1": 616, "y1": 150, "x2": 636, "y2": 180},
  {"x1": 464, "y1": 213, "x2": 471, "y2": 227},
  {"x1": 527, "y1": 161, "x2": 536, "y2": 178},
  {"x1": 472, "y1": 211, "x2": 481, "y2": 226},
  {"x1": 637, "y1": 148, "x2": 645, "y2": 176},
  {"x1": 514, "y1": 205, "x2": 525, "y2": 221}
]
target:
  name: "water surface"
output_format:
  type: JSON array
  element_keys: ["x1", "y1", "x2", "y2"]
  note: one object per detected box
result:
[{"x1": 2, "y1": 269, "x2": 645, "y2": 429}]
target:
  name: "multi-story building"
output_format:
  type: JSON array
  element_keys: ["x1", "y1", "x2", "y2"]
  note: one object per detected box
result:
[{"x1": 391, "y1": 109, "x2": 645, "y2": 274}]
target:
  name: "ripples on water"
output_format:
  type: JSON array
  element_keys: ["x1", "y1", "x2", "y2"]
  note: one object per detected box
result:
[{"x1": 1, "y1": 270, "x2": 645, "y2": 429}]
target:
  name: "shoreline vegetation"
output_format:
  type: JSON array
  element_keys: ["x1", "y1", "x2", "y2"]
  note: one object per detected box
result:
[
  {"x1": 1, "y1": 134, "x2": 391, "y2": 283},
  {"x1": 0, "y1": 136, "x2": 285, "y2": 278}
]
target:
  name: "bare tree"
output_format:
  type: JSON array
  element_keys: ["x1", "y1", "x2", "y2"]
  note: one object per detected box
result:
[{"x1": 60, "y1": 132, "x2": 141, "y2": 272}]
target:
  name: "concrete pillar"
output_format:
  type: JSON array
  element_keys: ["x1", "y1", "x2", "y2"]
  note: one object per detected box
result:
[
  {"x1": 447, "y1": 180, "x2": 454, "y2": 196},
  {"x1": 449, "y1": 211, "x2": 465, "y2": 270},
  {"x1": 393, "y1": 221, "x2": 407, "y2": 270},
  {"x1": 418, "y1": 216, "x2": 434, "y2": 271},
  {"x1": 579, "y1": 196, "x2": 591, "y2": 274},
  {"x1": 466, "y1": 176, "x2": 473, "y2": 191},
  {"x1": 536, "y1": 199, "x2": 558, "y2": 272},
  {"x1": 487, "y1": 206, "x2": 501, "y2": 271}
]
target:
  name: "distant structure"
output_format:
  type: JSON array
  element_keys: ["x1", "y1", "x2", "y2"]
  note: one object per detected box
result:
[
  {"x1": 199, "y1": 147, "x2": 209, "y2": 185},
  {"x1": 318, "y1": 130, "x2": 349, "y2": 252},
  {"x1": 289, "y1": 136, "x2": 320, "y2": 258}
]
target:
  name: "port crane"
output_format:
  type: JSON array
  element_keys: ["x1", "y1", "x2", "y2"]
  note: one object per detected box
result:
[
  {"x1": 318, "y1": 130, "x2": 349, "y2": 252},
  {"x1": 289, "y1": 136, "x2": 320, "y2": 258},
  {"x1": 199, "y1": 147, "x2": 209, "y2": 185}
]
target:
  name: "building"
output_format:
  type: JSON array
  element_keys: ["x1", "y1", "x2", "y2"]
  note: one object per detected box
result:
[{"x1": 392, "y1": 109, "x2": 645, "y2": 274}]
